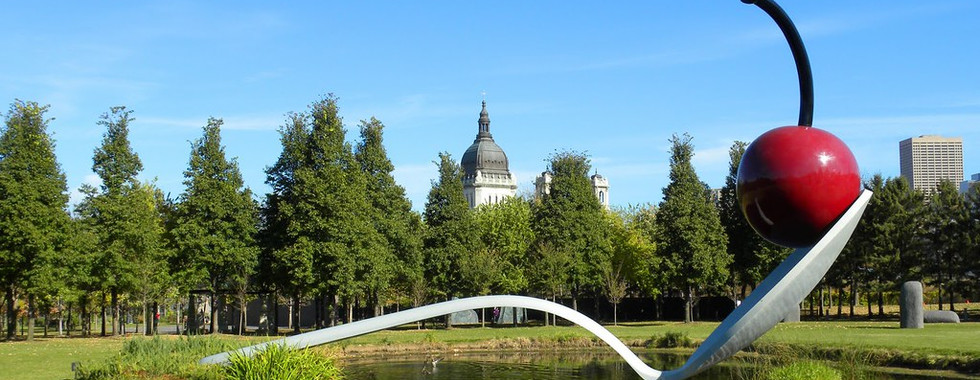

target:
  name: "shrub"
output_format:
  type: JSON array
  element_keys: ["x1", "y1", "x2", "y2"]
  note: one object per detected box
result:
[
  {"x1": 225, "y1": 344, "x2": 342, "y2": 380},
  {"x1": 76, "y1": 336, "x2": 230, "y2": 379},
  {"x1": 646, "y1": 331, "x2": 693, "y2": 349},
  {"x1": 765, "y1": 361, "x2": 842, "y2": 380}
]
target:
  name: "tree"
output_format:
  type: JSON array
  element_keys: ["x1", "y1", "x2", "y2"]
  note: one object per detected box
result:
[
  {"x1": 532, "y1": 151, "x2": 610, "y2": 310},
  {"x1": 719, "y1": 141, "x2": 787, "y2": 299},
  {"x1": 625, "y1": 205, "x2": 666, "y2": 303},
  {"x1": 964, "y1": 183, "x2": 980, "y2": 302},
  {"x1": 604, "y1": 209, "x2": 656, "y2": 325},
  {"x1": 77, "y1": 107, "x2": 170, "y2": 335},
  {"x1": 423, "y1": 152, "x2": 481, "y2": 326},
  {"x1": 528, "y1": 242, "x2": 572, "y2": 325},
  {"x1": 354, "y1": 117, "x2": 421, "y2": 316},
  {"x1": 258, "y1": 112, "x2": 313, "y2": 333},
  {"x1": 923, "y1": 180, "x2": 970, "y2": 311},
  {"x1": 0, "y1": 100, "x2": 71, "y2": 340},
  {"x1": 656, "y1": 134, "x2": 730, "y2": 323},
  {"x1": 171, "y1": 117, "x2": 259, "y2": 334},
  {"x1": 290, "y1": 96, "x2": 384, "y2": 325},
  {"x1": 473, "y1": 196, "x2": 534, "y2": 295}
]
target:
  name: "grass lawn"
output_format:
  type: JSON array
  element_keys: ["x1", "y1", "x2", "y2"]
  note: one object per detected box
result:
[
  {"x1": 1, "y1": 321, "x2": 977, "y2": 379},
  {"x1": 0, "y1": 337, "x2": 124, "y2": 380}
]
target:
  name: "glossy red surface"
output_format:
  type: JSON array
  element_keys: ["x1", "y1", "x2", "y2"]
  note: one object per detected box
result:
[{"x1": 736, "y1": 126, "x2": 861, "y2": 248}]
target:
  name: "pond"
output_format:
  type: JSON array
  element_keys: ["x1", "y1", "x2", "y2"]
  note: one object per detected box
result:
[{"x1": 342, "y1": 351, "x2": 961, "y2": 380}]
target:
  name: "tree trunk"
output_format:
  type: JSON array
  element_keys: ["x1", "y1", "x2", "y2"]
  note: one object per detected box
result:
[
  {"x1": 153, "y1": 302, "x2": 159, "y2": 335},
  {"x1": 111, "y1": 290, "x2": 119, "y2": 336},
  {"x1": 613, "y1": 303, "x2": 618, "y2": 326},
  {"x1": 271, "y1": 293, "x2": 278, "y2": 336},
  {"x1": 210, "y1": 292, "x2": 219, "y2": 334},
  {"x1": 100, "y1": 296, "x2": 106, "y2": 337},
  {"x1": 684, "y1": 286, "x2": 693, "y2": 323},
  {"x1": 329, "y1": 294, "x2": 338, "y2": 327},
  {"x1": 5, "y1": 286, "x2": 14, "y2": 340},
  {"x1": 80, "y1": 297, "x2": 89, "y2": 337},
  {"x1": 27, "y1": 295, "x2": 35, "y2": 341},
  {"x1": 866, "y1": 292, "x2": 872, "y2": 318},
  {"x1": 143, "y1": 303, "x2": 150, "y2": 335},
  {"x1": 850, "y1": 279, "x2": 857, "y2": 318},
  {"x1": 818, "y1": 286, "x2": 825, "y2": 317},
  {"x1": 513, "y1": 307, "x2": 518, "y2": 327},
  {"x1": 877, "y1": 292, "x2": 884, "y2": 316},
  {"x1": 239, "y1": 296, "x2": 246, "y2": 335},
  {"x1": 314, "y1": 296, "x2": 322, "y2": 329},
  {"x1": 836, "y1": 287, "x2": 843, "y2": 316},
  {"x1": 292, "y1": 296, "x2": 300, "y2": 334},
  {"x1": 187, "y1": 293, "x2": 197, "y2": 335}
]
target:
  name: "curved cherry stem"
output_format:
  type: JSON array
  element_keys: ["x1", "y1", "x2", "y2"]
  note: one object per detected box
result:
[{"x1": 742, "y1": 0, "x2": 813, "y2": 127}]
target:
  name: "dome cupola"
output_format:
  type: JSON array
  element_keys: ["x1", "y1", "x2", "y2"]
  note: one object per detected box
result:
[{"x1": 461, "y1": 101, "x2": 510, "y2": 177}]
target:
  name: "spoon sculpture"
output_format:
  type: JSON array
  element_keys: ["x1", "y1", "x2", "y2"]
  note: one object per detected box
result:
[
  {"x1": 201, "y1": 1, "x2": 870, "y2": 378},
  {"x1": 199, "y1": 190, "x2": 870, "y2": 380}
]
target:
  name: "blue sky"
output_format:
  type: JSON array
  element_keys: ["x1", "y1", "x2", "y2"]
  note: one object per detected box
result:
[{"x1": 2, "y1": 1, "x2": 978, "y2": 211}]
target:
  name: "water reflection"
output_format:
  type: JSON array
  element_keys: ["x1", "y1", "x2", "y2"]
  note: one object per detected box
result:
[{"x1": 342, "y1": 351, "x2": 961, "y2": 380}]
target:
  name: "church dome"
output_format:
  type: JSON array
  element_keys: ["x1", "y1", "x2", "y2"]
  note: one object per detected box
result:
[{"x1": 461, "y1": 101, "x2": 510, "y2": 177}]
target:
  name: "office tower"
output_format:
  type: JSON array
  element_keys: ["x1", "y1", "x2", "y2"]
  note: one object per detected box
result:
[{"x1": 899, "y1": 135, "x2": 964, "y2": 196}]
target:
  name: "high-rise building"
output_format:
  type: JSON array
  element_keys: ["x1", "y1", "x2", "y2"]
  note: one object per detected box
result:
[
  {"x1": 899, "y1": 135, "x2": 963, "y2": 195},
  {"x1": 460, "y1": 101, "x2": 517, "y2": 208}
]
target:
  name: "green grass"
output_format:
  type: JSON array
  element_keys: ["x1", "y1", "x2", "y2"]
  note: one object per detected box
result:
[{"x1": 0, "y1": 337, "x2": 124, "y2": 380}]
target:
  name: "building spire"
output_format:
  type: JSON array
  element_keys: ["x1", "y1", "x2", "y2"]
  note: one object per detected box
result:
[{"x1": 478, "y1": 100, "x2": 491, "y2": 137}]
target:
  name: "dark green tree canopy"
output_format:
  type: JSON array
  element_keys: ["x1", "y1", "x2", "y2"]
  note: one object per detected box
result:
[
  {"x1": 172, "y1": 117, "x2": 259, "y2": 293},
  {"x1": 423, "y1": 152, "x2": 480, "y2": 298},
  {"x1": 532, "y1": 151, "x2": 610, "y2": 296},
  {"x1": 93, "y1": 106, "x2": 142, "y2": 193},
  {"x1": 656, "y1": 134, "x2": 730, "y2": 321}
]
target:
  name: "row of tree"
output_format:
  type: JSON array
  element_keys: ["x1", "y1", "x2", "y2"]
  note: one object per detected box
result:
[{"x1": 2, "y1": 96, "x2": 979, "y2": 340}]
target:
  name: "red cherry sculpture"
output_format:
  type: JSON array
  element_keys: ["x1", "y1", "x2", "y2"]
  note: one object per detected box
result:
[
  {"x1": 736, "y1": 0, "x2": 862, "y2": 248},
  {"x1": 737, "y1": 126, "x2": 860, "y2": 248}
]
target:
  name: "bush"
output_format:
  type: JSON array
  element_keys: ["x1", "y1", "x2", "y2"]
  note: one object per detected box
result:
[
  {"x1": 226, "y1": 344, "x2": 342, "y2": 380},
  {"x1": 647, "y1": 331, "x2": 693, "y2": 349},
  {"x1": 76, "y1": 336, "x2": 231, "y2": 379},
  {"x1": 765, "y1": 361, "x2": 842, "y2": 380}
]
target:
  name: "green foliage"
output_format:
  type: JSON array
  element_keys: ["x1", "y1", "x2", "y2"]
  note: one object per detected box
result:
[
  {"x1": 473, "y1": 196, "x2": 534, "y2": 294},
  {"x1": 226, "y1": 344, "x2": 342, "y2": 380},
  {"x1": 532, "y1": 151, "x2": 610, "y2": 299},
  {"x1": 604, "y1": 208, "x2": 657, "y2": 324},
  {"x1": 528, "y1": 242, "x2": 573, "y2": 300},
  {"x1": 423, "y1": 152, "x2": 481, "y2": 299},
  {"x1": 656, "y1": 134, "x2": 730, "y2": 322},
  {"x1": 0, "y1": 100, "x2": 70, "y2": 339},
  {"x1": 764, "y1": 361, "x2": 842, "y2": 380}
]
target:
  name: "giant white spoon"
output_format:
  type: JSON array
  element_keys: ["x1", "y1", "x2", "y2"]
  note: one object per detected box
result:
[{"x1": 201, "y1": 189, "x2": 871, "y2": 380}]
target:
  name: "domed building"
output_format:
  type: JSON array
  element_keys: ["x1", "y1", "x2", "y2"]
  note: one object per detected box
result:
[{"x1": 460, "y1": 101, "x2": 517, "y2": 208}]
